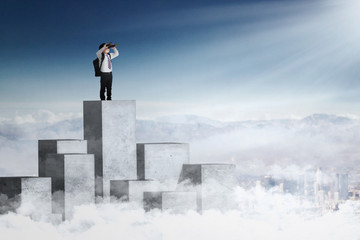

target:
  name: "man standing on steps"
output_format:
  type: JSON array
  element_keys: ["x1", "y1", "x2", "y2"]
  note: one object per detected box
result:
[{"x1": 96, "y1": 43, "x2": 119, "y2": 101}]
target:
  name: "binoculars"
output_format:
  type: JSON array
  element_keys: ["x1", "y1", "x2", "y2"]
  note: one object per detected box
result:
[{"x1": 106, "y1": 42, "x2": 117, "y2": 48}]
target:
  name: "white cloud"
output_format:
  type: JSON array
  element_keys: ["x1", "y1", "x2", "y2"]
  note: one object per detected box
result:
[
  {"x1": 0, "y1": 187, "x2": 360, "y2": 240},
  {"x1": 0, "y1": 111, "x2": 82, "y2": 176},
  {"x1": 190, "y1": 115, "x2": 360, "y2": 181},
  {"x1": 1, "y1": 110, "x2": 360, "y2": 180}
]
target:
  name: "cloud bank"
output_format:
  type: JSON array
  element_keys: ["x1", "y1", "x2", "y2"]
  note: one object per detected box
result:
[
  {"x1": 1, "y1": 186, "x2": 360, "y2": 240},
  {"x1": 0, "y1": 110, "x2": 82, "y2": 176},
  {"x1": 1, "y1": 110, "x2": 360, "y2": 183}
]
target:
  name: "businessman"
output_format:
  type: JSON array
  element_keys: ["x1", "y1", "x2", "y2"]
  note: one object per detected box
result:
[{"x1": 96, "y1": 43, "x2": 119, "y2": 100}]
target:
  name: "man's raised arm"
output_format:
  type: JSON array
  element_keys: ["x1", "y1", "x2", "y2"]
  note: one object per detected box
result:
[
  {"x1": 110, "y1": 47, "x2": 119, "y2": 59},
  {"x1": 96, "y1": 45, "x2": 107, "y2": 59}
]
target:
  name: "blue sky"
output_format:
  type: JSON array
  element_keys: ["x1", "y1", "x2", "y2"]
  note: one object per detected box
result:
[{"x1": 1, "y1": 0, "x2": 360, "y2": 120}]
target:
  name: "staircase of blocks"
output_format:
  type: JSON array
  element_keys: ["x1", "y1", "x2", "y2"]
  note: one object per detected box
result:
[{"x1": 0, "y1": 100, "x2": 237, "y2": 221}]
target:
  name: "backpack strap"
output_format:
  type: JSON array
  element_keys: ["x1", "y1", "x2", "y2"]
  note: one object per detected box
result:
[{"x1": 100, "y1": 53, "x2": 105, "y2": 69}]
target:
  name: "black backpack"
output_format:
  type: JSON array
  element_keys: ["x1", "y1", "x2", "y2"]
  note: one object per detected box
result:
[{"x1": 93, "y1": 53, "x2": 111, "y2": 77}]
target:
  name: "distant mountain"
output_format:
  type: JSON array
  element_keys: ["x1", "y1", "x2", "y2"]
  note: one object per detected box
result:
[
  {"x1": 0, "y1": 113, "x2": 358, "y2": 142},
  {"x1": 1, "y1": 112, "x2": 360, "y2": 177},
  {"x1": 155, "y1": 114, "x2": 226, "y2": 127},
  {"x1": 300, "y1": 113, "x2": 354, "y2": 126},
  {"x1": 136, "y1": 113, "x2": 359, "y2": 142}
]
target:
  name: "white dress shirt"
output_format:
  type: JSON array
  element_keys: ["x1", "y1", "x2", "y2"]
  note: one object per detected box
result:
[{"x1": 96, "y1": 45, "x2": 119, "y2": 73}]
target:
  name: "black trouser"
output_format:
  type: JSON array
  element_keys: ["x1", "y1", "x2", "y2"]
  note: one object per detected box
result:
[{"x1": 100, "y1": 72, "x2": 112, "y2": 100}]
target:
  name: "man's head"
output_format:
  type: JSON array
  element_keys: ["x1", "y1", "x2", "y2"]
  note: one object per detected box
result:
[{"x1": 99, "y1": 43, "x2": 109, "y2": 54}]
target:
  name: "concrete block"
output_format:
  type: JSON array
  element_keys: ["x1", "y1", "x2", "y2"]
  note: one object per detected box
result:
[
  {"x1": 43, "y1": 154, "x2": 95, "y2": 220},
  {"x1": 83, "y1": 100, "x2": 137, "y2": 201},
  {"x1": 0, "y1": 177, "x2": 51, "y2": 220},
  {"x1": 137, "y1": 143, "x2": 189, "y2": 182},
  {"x1": 50, "y1": 214, "x2": 63, "y2": 225},
  {"x1": 178, "y1": 164, "x2": 237, "y2": 212},
  {"x1": 38, "y1": 139, "x2": 87, "y2": 177},
  {"x1": 64, "y1": 154, "x2": 96, "y2": 219},
  {"x1": 144, "y1": 191, "x2": 197, "y2": 214},
  {"x1": 110, "y1": 179, "x2": 161, "y2": 205}
]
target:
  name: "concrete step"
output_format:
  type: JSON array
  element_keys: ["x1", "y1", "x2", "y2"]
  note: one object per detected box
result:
[
  {"x1": 83, "y1": 100, "x2": 137, "y2": 201},
  {"x1": 38, "y1": 139, "x2": 87, "y2": 177},
  {"x1": 178, "y1": 163, "x2": 237, "y2": 212},
  {"x1": 137, "y1": 143, "x2": 189, "y2": 182},
  {"x1": 110, "y1": 179, "x2": 161, "y2": 205},
  {"x1": 144, "y1": 191, "x2": 197, "y2": 214},
  {"x1": 41, "y1": 153, "x2": 95, "y2": 220},
  {"x1": 0, "y1": 177, "x2": 51, "y2": 221}
]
